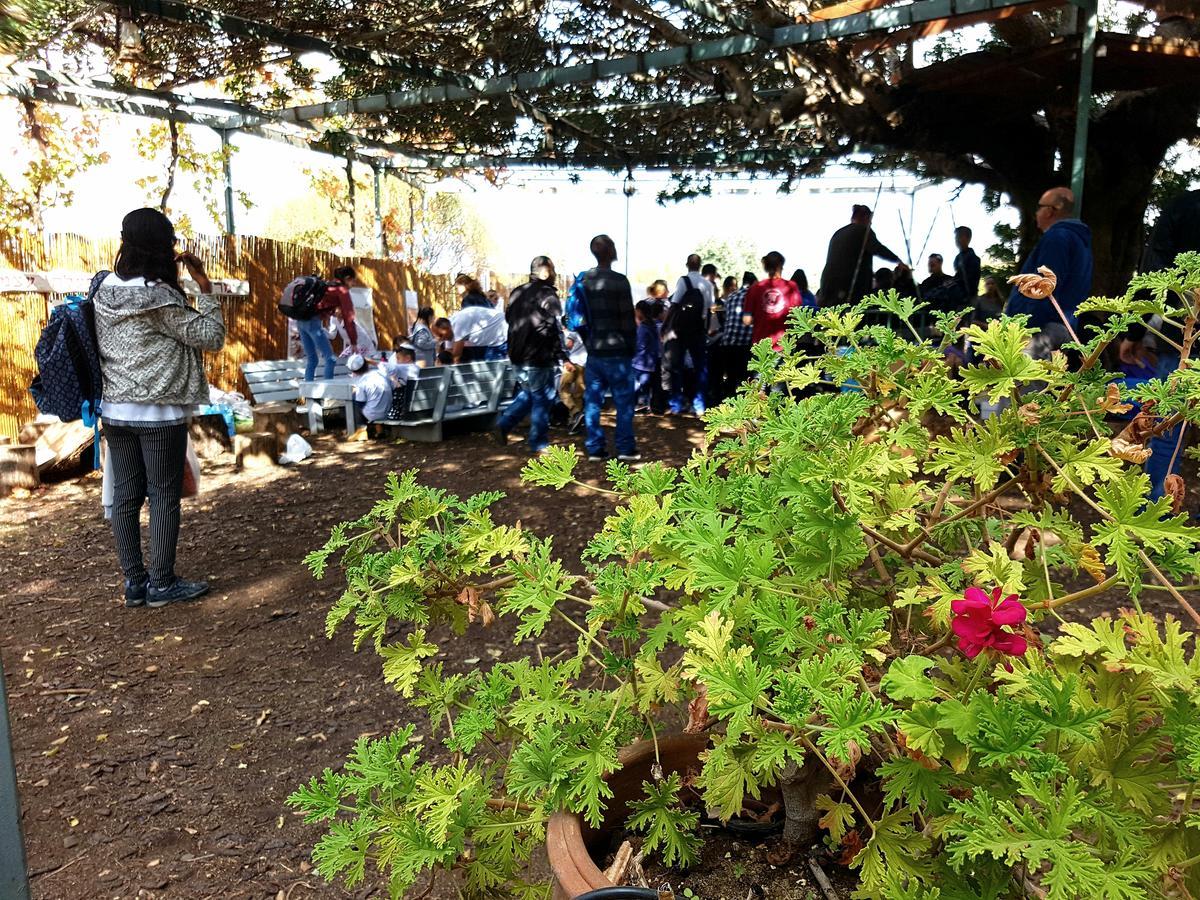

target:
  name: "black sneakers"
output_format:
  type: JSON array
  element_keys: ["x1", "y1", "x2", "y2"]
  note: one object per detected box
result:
[
  {"x1": 490, "y1": 426, "x2": 509, "y2": 447},
  {"x1": 146, "y1": 578, "x2": 209, "y2": 608},
  {"x1": 124, "y1": 578, "x2": 149, "y2": 608}
]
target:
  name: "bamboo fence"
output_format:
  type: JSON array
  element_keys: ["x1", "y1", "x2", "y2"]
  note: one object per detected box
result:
[{"x1": 0, "y1": 231, "x2": 454, "y2": 442}]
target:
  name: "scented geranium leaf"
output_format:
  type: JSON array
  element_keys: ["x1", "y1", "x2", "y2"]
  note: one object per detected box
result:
[
  {"x1": 520, "y1": 445, "x2": 579, "y2": 489},
  {"x1": 898, "y1": 701, "x2": 945, "y2": 757},
  {"x1": 1121, "y1": 614, "x2": 1200, "y2": 694},
  {"x1": 1047, "y1": 438, "x2": 1125, "y2": 493},
  {"x1": 1018, "y1": 672, "x2": 1110, "y2": 741},
  {"x1": 411, "y1": 760, "x2": 487, "y2": 846},
  {"x1": 946, "y1": 778, "x2": 1151, "y2": 900},
  {"x1": 634, "y1": 656, "x2": 683, "y2": 712},
  {"x1": 1164, "y1": 695, "x2": 1200, "y2": 777},
  {"x1": 962, "y1": 544, "x2": 1026, "y2": 595},
  {"x1": 968, "y1": 693, "x2": 1049, "y2": 767},
  {"x1": 380, "y1": 631, "x2": 439, "y2": 698},
  {"x1": 689, "y1": 533, "x2": 780, "y2": 613},
  {"x1": 700, "y1": 654, "x2": 773, "y2": 729},
  {"x1": 960, "y1": 318, "x2": 1049, "y2": 401},
  {"x1": 1089, "y1": 731, "x2": 1174, "y2": 815},
  {"x1": 1050, "y1": 618, "x2": 1130, "y2": 661},
  {"x1": 818, "y1": 687, "x2": 899, "y2": 759},
  {"x1": 565, "y1": 731, "x2": 619, "y2": 828},
  {"x1": 747, "y1": 724, "x2": 806, "y2": 781},
  {"x1": 697, "y1": 736, "x2": 761, "y2": 822},
  {"x1": 497, "y1": 539, "x2": 572, "y2": 641},
  {"x1": 287, "y1": 768, "x2": 350, "y2": 823},
  {"x1": 927, "y1": 419, "x2": 1016, "y2": 492},
  {"x1": 852, "y1": 810, "x2": 933, "y2": 889},
  {"x1": 506, "y1": 725, "x2": 571, "y2": 807},
  {"x1": 815, "y1": 793, "x2": 855, "y2": 843},
  {"x1": 881, "y1": 655, "x2": 940, "y2": 702},
  {"x1": 312, "y1": 816, "x2": 375, "y2": 887},
  {"x1": 627, "y1": 774, "x2": 702, "y2": 868},
  {"x1": 904, "y1": 368, "x2": 972, "y2": 423},
  {"x1": 1093, "y1": 472, "x2": 1200, "y2": 595},
  {"x1": 878, "y1": 755, "x2": 952, "y2": 815},
  {"x1": 682, "y1": 610, "x2": 739, "y2": 676}
]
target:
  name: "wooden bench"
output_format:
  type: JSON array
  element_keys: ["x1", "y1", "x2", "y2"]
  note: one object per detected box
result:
[{"x1": 379, "y1": 360, "x2": 515, "y2": 442}]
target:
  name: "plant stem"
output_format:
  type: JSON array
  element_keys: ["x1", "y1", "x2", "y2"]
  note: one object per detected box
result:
[
  {"x1": 1039, "y1": 447, "x2": 1200, "y2": 628},
  {"x1": 1047, "y1": 294, "x2": 1081, "y2": 345},
  {"x1": 553, "y1": 608, "x2": 610, "y2": 659},
  {"x1": 798, "y1": 733, "x2": 875, "y2": 836},
  {"x1": 1035, "y1": 576, "x2": 1119, "y2": 610},
  {"x1": 902, "y1": 479, "x2": 1016, "y2": 558},
  {"x1": 485, "y1": 797, "x2": 536, "y2": 813},
  {"x1": 961, "y1": 656, "x2": 990, "y2": 698}
]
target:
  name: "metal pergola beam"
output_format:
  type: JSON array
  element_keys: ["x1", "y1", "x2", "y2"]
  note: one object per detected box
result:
[
  {"x1": 379, "y1": 147, "x2": 844, "y2": 171},
  {"x1": 121, "y1": 0, "x2": 468, "y2": 88},
  {"x1": 0, "y1": 65, "x2": 445, "y2": 174},
  {"x1": 279, "y1": 0, "x2": 1047, "y2": 121}
]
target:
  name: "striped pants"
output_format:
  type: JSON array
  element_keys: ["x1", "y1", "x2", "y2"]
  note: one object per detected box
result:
[{"x1": 103, "y1": 422, "x2": 188, "y2": 588}]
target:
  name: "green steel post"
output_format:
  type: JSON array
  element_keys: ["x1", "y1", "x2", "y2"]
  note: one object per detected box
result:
[
  {"x1": 0, "y1": 654, "x2": 31, "y2": 900},
  {"x1": 220, "y1": 129, "x2": 235, "y2": 235},
  {"x1": 373, "y1": 164, "x2": 386, "y2": 257},
  {"x1": 1070, "y1": 0, "x2": 1098, "y2": 211}
]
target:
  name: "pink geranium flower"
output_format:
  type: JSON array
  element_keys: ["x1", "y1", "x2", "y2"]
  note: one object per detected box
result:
[{"x1": 951, "y1": 586, "x2": 1028, "y2": 659}]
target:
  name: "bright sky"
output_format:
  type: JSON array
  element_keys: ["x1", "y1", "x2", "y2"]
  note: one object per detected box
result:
[{"x1": 5, "y1": 100, "x2": 1014, "y2": 289}]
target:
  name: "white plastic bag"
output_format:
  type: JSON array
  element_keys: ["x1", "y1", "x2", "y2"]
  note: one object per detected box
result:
[{"x1": 278, "y1": 433, "x2": 313, "y2": 465}]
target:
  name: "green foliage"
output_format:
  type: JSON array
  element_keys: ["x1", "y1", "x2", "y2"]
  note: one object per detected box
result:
[
  {"x1": 627, "y1": 774, "x2": 702, "y2": 867},
  {"x1": 293, "y1": 267, "x2": 1200, "y2": 899}
]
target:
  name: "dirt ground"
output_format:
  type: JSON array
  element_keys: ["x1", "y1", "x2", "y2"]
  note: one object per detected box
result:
[
  {"x1": 0, "y1": 413, "x2": 1189, "y2": 900},
  {"x1": 0, "y1": 415, "x2": 706, "y2": 900}
]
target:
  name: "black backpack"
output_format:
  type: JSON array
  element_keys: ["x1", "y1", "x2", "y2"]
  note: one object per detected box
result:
[
  {"x1": 666, "y1": 277, "x2": 706, "y2": 341},
  {"x1": 29, "y1": 270, "x2": 109, "y2": 424},
  {"x1": 279, "y1": 275, "x2": 328, "y2": 320}
]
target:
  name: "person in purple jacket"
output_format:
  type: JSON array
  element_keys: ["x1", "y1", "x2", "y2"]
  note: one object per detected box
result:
[{"x1": 633, "y1": 299, "x2": 661, "y2": 412}]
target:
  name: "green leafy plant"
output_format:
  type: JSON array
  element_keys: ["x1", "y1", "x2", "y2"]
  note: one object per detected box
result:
[{"x1": 290, "y1": 256, "x2": 1200, "y2": 899}]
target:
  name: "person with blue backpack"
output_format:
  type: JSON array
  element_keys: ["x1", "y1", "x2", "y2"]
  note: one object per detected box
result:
[
  {"x1": 93, "y1": 208, "x2": 225, "y2": 608},
  {"x1": 578, "y1": 234, "x2": 640, "y2": 462}
]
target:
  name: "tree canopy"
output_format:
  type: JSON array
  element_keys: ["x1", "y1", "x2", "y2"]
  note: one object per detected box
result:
[{"x1": 4, "y1": 0, "x2": 1199, "y2": 288}]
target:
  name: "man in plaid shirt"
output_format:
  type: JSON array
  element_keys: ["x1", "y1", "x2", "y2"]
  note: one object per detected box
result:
[{"x1": 714, "y1": 271, "x2": 756, "y2": 401}]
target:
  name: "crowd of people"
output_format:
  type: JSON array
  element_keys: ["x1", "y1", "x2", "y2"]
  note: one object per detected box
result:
[
  {"x1": 86, "y1": 183, "x2": 1200, "y2": 609},
  {"x1": 282, "y1": 195, "x2": 1102, "y2": 464}
]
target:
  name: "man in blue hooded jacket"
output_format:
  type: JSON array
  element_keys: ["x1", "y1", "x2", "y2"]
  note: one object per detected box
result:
[{"x1": 1005, "y1": 187, "x2": 1093, "y2": 330}]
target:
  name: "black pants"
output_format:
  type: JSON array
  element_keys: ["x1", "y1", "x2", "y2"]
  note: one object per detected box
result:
[
  {"x1": 720, "y1": 345, "x2": 752, "y2": 398},
  {"x1": 104, "y1": 422, "x2": 188, "y2": 588}
]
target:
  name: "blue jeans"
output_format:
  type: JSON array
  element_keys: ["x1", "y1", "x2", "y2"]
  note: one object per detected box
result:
[
  {"x1": 634, "y1": 368, "x2": 656, "y2": 408},
  {"x1": 664, "y1": 336, "x2": 708, "y2": 415},
  {"x1": 1147, "y1": 352, "x2": 1182, "y2": 501},
  {"x1": 497, "y1": 365, "x2": 557, "y2": 452},
  {"x1": 297, "y1": 317, "x2": 335, "y2": 381},
  {"x1": 585, "y1": 356, "x2": 636, "y2": 457}
]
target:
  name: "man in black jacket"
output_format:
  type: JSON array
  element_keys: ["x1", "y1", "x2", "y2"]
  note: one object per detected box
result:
[
  {"x1": 493, "y1": 256, "x2": 563, "y2": 454},
  {"x1": 580, "y1": 234, "x2": 640, "y2": 462},
  {"x1": 819, "y1": 205, "x2": 906, "y2": 305}
]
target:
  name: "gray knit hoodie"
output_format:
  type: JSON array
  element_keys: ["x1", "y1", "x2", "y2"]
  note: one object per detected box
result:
[{"x1": 93, "y1": 274, "x2": 226, "y2": 407}]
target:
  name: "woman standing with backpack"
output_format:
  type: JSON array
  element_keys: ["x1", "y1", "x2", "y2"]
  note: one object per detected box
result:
[{"x1": 94, "y1": 208, "x2": 225, "y2": 608}]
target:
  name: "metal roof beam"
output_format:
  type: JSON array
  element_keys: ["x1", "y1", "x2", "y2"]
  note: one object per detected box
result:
[
  {"x1": 0, "y1": 72, "x2": 440, "y2": 178},
  {"x1": 382, "y1": 147, "x2": 843, "y2": 171},
  {"x1": 279, "y1": 0, "x2": 1052, "y2": 121}
]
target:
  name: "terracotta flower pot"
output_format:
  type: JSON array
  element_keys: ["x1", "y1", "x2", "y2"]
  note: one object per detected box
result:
[{"x1": 546, "y1": 732, "x2": 709, "y2": 900}]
